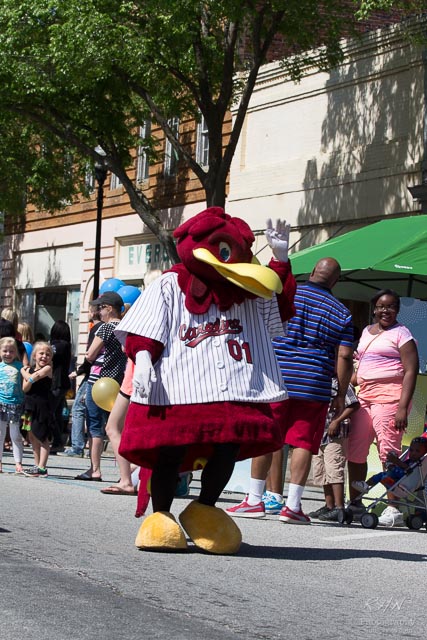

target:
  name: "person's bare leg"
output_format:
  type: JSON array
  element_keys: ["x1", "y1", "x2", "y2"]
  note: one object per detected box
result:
[
  {"x1": 265, "y1": 448, "x2": 284, "y2": 495},
  {"x1": 323, "y1": 484, "x2": 335, "y2": 510},
  {"x1": 38, "y1": 439, "x2": 50, "y2": 469},
  {"x1": 105, "y1": 394, "x2": 133, "y2": 491},
  {"x1": 251, "y1": 452, "x2": 273, "y2": 481},
  {"x1": 331, "y1": 482, "x2": 345, "y2": 509},
  {"x1": 347, "y1": 461, "x2": 368, "y2": 501},
  {"x1": 88, "y1": 436, "x2": 103, "y2": 479},
  {"x1": 239, "y1": 453, "x2": 274, "y2": 504},
  {"x1": 283, "y1": 447, "x2": 313, "y2": 512},
  {"x1": 30, "y1": 433, "x2": 41, "y2": 467},
  {"x1": 289, "y1": 447, "x2": 312, "y2": 486}
]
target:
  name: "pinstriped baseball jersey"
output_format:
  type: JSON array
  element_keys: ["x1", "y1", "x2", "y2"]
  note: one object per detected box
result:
[{"x1": 115, "y1": 272, "x2": 288, "y2": 406}]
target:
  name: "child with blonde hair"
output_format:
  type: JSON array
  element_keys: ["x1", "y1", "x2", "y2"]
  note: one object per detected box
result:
[
  {"x1": 0, "y1": 337, "x2": 25, "y2": 473},
  {"x1": 17, "y1": 322, "x2": 35, "y2": 361},
  {"x1": 1, "y1": 308, "x2": 19, "y2": 333},
  {"x1": 21, "y1": 341, "x2": 54, "y2": 477}
]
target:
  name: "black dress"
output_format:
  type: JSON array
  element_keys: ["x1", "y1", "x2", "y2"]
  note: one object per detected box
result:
[
  {"x1": 50, "y1": 339, "x2": 72, "y2": 449},
  {"x1": 24, "y1": 371, "x2": 55, "y2": 442}
]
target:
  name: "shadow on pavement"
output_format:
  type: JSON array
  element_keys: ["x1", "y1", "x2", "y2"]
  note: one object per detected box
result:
[{"x1": 237, "y1": 544, "x2": 427, "y2": 562}]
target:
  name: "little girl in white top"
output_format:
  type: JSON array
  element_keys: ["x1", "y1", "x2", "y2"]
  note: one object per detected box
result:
[{"x1": 0, "y1": 337, "x2": 24, "y2": 473}]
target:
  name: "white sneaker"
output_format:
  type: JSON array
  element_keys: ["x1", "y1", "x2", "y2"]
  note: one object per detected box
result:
[
  {"x1": 378, "y1": 506, "x2": 404, "y2": 527},
  {"x1": 351, "y1": 480, "x2": 370, "y2": 495}
]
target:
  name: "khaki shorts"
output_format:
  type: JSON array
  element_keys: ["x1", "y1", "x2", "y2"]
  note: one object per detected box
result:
[{"x1": 311, "y1": 438, "x2": 348, "y2": 486}]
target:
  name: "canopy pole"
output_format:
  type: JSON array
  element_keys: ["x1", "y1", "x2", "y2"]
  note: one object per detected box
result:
[{"x1": 407, "y1": 275, "x2": 414, "y2": 297}]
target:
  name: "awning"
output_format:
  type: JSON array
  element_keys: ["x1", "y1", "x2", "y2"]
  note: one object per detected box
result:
[{"x1": 289, "y1": 215, "x2": 427, "y2": 301}]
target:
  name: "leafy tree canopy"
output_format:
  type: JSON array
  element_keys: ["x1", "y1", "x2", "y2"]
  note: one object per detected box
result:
[{"x1": 0, "y1": 0, "x2": 424, "y2": 256}]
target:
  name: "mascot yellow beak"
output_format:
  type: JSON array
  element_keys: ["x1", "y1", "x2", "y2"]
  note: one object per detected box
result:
[{"x1": 193, "y1": 248, "x2": 283, "y2": 299}]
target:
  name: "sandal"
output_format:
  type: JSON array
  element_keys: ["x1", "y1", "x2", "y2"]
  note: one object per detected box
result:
[
  {"x1": 100, "y1": 486, "x2": 137, "y2": 496},
  {"x1": 74, "y1": 472, "x2": 102, "y2": 482}
]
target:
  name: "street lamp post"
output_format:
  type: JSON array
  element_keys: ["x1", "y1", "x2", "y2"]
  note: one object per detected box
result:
[{"x1": 93, "y1": 149, "x2": 108, "y2": 299}]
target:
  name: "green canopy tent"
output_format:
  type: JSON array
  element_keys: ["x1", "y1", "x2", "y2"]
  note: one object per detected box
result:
[{"x1": 289, "y1": 215, "x2": 427, "y2": 301}]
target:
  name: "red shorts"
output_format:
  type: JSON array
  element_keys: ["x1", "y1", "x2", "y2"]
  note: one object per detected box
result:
[{"x1": 278, "y1": 397, "x2": 329, "y2": 455}]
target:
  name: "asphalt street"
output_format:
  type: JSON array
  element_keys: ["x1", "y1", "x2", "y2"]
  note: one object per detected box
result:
[{"x1": 1, "y1": 448, "x2": 426, "y2": 640}]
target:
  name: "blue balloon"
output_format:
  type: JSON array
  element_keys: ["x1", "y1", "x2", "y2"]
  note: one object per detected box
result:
[
  {"x1": 23, "y1": 341, "x2": 33, "y2": 361},
  {"x1": 117, "y1": 285, "x2": 142, "y2": 306},
  {"x1": 99, "y1": 278, "x2": 126, "y2": 294}
]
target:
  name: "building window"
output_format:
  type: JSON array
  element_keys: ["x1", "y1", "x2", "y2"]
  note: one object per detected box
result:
[
  {"x1": 164, "y1": 117, "x2": 179, "y2": 177},
  {"x1": 110, "y1": 173, "x2": 122, "y2": 190},
  {"x1": 136, "y1": 121, "x2": 151, "y2": 183},
  {"x1": 196, "y1": 114, "x2": 209, "y2": 167}
]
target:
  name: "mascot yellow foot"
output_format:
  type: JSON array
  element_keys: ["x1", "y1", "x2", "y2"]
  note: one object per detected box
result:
[
  {"x1": 179, "y1": 501, "x2": 242, "y2": 555},
  {"x1": 135, "y1": 512, "x2": 188, "y2": 551}
]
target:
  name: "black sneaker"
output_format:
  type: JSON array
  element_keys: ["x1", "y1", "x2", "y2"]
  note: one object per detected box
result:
[
  {"x1": 23, "y1": 466, "x2": 48, "y2": 477},
  {"x1": 308, "y1": 505, "x2": 331, "y2": 519},
  {"x1": 318, "y1": 507, "x2": 344, "y2": 522}
]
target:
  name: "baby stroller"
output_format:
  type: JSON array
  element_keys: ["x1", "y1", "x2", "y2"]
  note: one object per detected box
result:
[{"x1": 339, "y1": 450, "x2": 427, "y2": 530}]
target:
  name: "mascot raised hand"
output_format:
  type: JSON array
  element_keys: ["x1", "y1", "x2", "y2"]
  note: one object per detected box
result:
[{"x1": 115, "y1": 207, "x2": 296, "y2": 554}]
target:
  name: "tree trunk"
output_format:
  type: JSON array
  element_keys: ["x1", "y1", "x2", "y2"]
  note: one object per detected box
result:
[
  {"x1": 203, "y1": 153, "x2": 228, "y2": 209},
  {"x1": 121, "y1": 173, "x2": 180, "y2": 264}
]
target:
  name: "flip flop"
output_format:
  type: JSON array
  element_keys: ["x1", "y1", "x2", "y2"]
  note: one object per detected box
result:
[
  {"x1": 100, "y1": 486, "x2": 137, "y2": 496},
  {"x1": 74, "y1": 472, "x2": 102, "y2": 482}
]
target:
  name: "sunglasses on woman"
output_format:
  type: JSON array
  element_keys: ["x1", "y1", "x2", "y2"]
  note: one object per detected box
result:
[{"x1": 374, "y1": 304, "x2": 398, "y2": 312}]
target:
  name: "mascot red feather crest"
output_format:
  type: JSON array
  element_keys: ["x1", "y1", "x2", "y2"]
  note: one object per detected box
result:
[{"x1": 115, "y1": 207, "x2": 296, "y2": 554}]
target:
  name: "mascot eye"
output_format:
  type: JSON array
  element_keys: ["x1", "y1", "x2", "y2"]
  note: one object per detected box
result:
[{"x1": 218, "y1": 242, "x2": 232, "y2": 262}]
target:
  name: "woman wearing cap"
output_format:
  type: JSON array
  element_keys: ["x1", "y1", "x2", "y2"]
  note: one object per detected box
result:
[{"x1": 74, "y1": 291, "x2": 127, "y2": 481}]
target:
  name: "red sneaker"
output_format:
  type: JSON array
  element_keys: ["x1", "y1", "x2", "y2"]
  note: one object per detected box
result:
[
  {"x1": 226, "y1": 496, "x2": 265, "y2": 518},
  {"x1": 279, "y1": 505, "x2": 311, "y2": 524}
]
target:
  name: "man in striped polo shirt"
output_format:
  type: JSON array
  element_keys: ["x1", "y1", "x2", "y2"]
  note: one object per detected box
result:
[{"x1": 228, "y1": 257, "x2": 354, "y2": 523}]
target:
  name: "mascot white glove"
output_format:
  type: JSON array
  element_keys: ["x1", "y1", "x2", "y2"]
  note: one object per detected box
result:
[
  {"x1": 133, "y1": 350, "x2": 157, "y2": 399},
  {"x1": 265, "y1": 219, "x2": 291, "y2": 262}
]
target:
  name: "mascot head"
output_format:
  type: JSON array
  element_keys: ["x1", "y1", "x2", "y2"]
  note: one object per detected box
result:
[
  {"x1": 172, "y1": 208, "x2": 282, "y2": 312},
  {"x1": 174, "y1": 207, "x2": 254, "y2": 283}
]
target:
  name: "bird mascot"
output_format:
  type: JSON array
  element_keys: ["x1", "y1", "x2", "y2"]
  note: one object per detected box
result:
[{"x1": 115, "y1": 206, "x2": 296, "y2": 554}]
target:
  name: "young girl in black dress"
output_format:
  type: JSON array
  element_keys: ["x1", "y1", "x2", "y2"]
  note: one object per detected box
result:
[{"x1": 21, "y1": 341, "x2": 54, "y2": 477}]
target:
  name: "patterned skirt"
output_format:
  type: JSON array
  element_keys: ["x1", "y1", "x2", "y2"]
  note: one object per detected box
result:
[{"x1": 0, "y1": 402, "x2": 23, "y2": 424}]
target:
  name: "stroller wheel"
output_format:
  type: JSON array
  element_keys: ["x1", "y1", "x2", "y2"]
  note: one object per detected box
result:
[
  {"x1": 360, "y1": 512, "x2": 378, "y2": 529},
  {"x1": 406, "y1": 514, "x2": 424, "y2": 530}
]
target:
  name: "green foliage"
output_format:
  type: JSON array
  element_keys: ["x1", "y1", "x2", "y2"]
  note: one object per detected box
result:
[
  {"x1": 0, "y1": 0, "x2": 419, "y2": 247},
  {"x1": 356, "y1": 0, "x2": 426, "y2": 19}
]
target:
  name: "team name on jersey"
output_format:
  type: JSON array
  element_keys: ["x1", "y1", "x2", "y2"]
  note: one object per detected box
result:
[{"x1": 179, "y1": 318, "x2": 243, "y2": 348}]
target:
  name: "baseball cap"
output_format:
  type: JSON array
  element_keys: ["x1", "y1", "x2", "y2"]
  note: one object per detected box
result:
[{"x1": 91, "y1": 291, "x2": 124, "y2": 308}]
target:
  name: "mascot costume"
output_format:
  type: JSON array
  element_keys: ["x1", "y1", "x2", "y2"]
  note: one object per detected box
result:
[{"x1": 115, "y1": 207, "x2": 296, "y2": 554}]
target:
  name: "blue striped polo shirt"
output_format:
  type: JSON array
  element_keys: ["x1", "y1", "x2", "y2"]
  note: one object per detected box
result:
[{"x1": 272, "y1": 281, "x2": 354, "y2": 403}]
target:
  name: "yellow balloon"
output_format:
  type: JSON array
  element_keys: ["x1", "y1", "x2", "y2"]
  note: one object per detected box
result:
[{"x1": 92, "y1": 377, "x2": 120, "y2": 412}]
